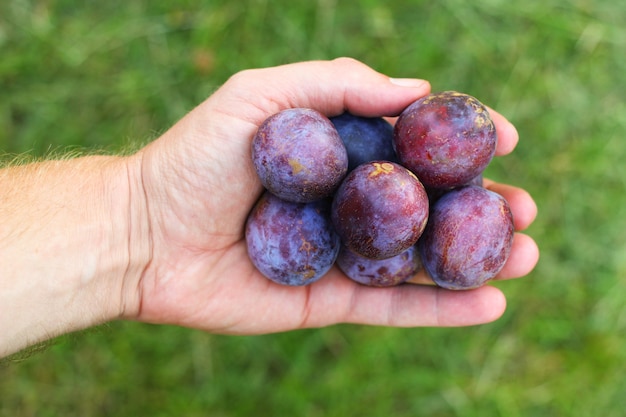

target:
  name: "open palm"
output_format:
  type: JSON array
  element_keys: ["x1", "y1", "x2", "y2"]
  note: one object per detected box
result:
[{"x1": 127, "y1": 58, "x2": 539, "y2": 334}]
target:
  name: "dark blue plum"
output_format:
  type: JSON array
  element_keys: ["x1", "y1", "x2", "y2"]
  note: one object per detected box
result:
[
  {"x1": 331, "y1": 161, "x2": 429, "y2": 260},
  {"x1": 330, "y1": 113, "x2": 397, "y2": 172},
  {"x1": 418, "y1": 185, "x2": 514, "y2": 290},
  {"x1": 393, "y1": 91, "x2": 496, "y2": 189},
  {"x1": 245, "y1": 191, "x2": 340, "y2": 286},
  {"x1": 252, "y1": 108, "x2": 348, "y2": 203},
  {"x1": 336, "y1": 245, "x2": 422, "y2": 287}
]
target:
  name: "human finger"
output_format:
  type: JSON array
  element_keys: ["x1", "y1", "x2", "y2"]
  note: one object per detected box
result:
[
  {"x1": 302, "y1": 273, "x2": 508, "y2": 328},
  {"x1": 484, "y1": 179, "x2": 538, "y2": 231},
  {"x1": 487, "y1": 107, "x2": 519, "y2": 156}
]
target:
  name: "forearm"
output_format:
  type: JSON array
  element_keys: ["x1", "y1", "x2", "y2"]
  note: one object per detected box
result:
[{"x1": 0, "y1": 155, "x2": 147, "y2": 357}]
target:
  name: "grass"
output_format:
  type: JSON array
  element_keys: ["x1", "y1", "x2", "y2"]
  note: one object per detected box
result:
[{"x1": 1, "y1": 0, "x2": 626, "y2": 416}]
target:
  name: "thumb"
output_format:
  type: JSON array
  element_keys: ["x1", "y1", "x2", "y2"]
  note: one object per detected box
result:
[{"x1": 209, "y1": 57, "x2": 431, "y2": 126}]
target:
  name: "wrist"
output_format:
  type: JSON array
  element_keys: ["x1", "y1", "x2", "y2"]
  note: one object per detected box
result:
[{"x1": 0, "y1": 155, "x2": 149, "y2": 357}]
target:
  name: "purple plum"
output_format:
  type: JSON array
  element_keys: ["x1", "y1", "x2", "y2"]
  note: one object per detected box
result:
[
  {"x1": 336, "y1": 245, "x2": 422, "y2": 287},
  {"x1": 245, "y1": 191, "x2": 340, "y2": 286},
  {"x1": 252, "y1": 108, "x2": 348, "y2": 203}
]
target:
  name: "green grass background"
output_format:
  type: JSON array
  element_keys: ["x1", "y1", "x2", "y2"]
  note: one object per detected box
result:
[{"x1": 1, "y1": 0, "x2": 625, "y2": 416}]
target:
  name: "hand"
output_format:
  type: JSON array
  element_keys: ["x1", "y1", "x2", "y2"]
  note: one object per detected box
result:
[{"x1": 125, "y1": 57, "x2": 539, "y2": 333}]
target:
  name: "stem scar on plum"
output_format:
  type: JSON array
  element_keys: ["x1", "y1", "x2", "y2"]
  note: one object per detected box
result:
[
  {"x1": 368, "y1": 162, "x2": 395, "y2": 177},
  {"x1": 299, "y1": 238, "x2": 317, "y2": 254}
]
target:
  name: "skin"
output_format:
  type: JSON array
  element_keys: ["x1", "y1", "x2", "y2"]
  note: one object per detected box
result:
[{"x1": 0, "y1": 58, "x2": 539, "y2": 358}]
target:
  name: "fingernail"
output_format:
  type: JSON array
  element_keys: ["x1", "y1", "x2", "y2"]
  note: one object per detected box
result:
[{"x1": 389, "y1": 77, "x2": 428, "y2": 88}]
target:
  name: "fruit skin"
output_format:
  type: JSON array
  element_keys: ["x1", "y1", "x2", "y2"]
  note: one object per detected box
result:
[
  {"x1": 245, "y1": 191, "x2": 340, "y2": 286},
  {"x1": 426, "y1": 172, "x2": 484, "y2": 204},
  {"x1": 393, "y1": 91, "x2": 496, "y2": 189},
  {"x1": 252, "y1": 108, "x2": 348, "y2": 203},
  {"x1": 331, "y1": 161, "x2": 429, "y2": 260},
  {"x1": 418, "y1": 185, "x2": 514, "y2": 290},
  {"x1": 336, "y1": 244, "x2": 422, "y2": 287},
  {"x1": 330, "y1": 112, "x2": 398, "y2": 172}
]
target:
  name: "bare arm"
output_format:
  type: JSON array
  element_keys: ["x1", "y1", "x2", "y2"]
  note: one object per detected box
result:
[
  {"x1": 0, "y1": 156, "x2": 147, "y2": 357},
  {"x1": 0, "y1": 58, "x2": 539, "y2": 358}
]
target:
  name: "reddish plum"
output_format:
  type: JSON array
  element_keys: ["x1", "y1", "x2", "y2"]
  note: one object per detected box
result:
[
  {"x1": 331, "y1": 161, "x2": 429, "y2": 260},
  {"x1": 393, "y1": 91, "x2": 496, "y2": 189},
  {"x1": 418, "y1": 185, "x2": 514, "y2": 290}
]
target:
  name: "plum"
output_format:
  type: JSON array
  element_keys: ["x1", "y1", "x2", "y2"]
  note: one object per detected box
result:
[
  {"x1": 336, "y1": 244, "x2": 422, "y2": 287},
  {"x1": 418, "y1": 185, "x2": 514, "y2": 290},
  {"x1": 330, "y1": 112, "x2": 398, "y2": 172},
  {"x1": 393, "y1": 91, "x2": 496, "y2": 189},
  {"x1": 252, "y1": 108, "x2": 348, "y2": 203},
  {"x1": 331, "y1": 161, "x2": 429, "y2": 260},
  {"x1": 245, "y1": 191, "x2": 340, "y2": 286}
]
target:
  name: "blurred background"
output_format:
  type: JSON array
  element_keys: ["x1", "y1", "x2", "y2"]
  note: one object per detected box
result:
[{"x1": 1, "y1": 0, "x2": 625, "y2": 416}]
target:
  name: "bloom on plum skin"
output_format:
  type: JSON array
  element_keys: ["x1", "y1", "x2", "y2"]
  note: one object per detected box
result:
[
  {"x1": 252, "y1": 108, "x2": 348, "y2": 203},
  {"x1": 245, "y1": 192, "x2": 340, "y2": 286},
  {"x1": 330, "y1": 112, "x2": 398, "y2": 172}
]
